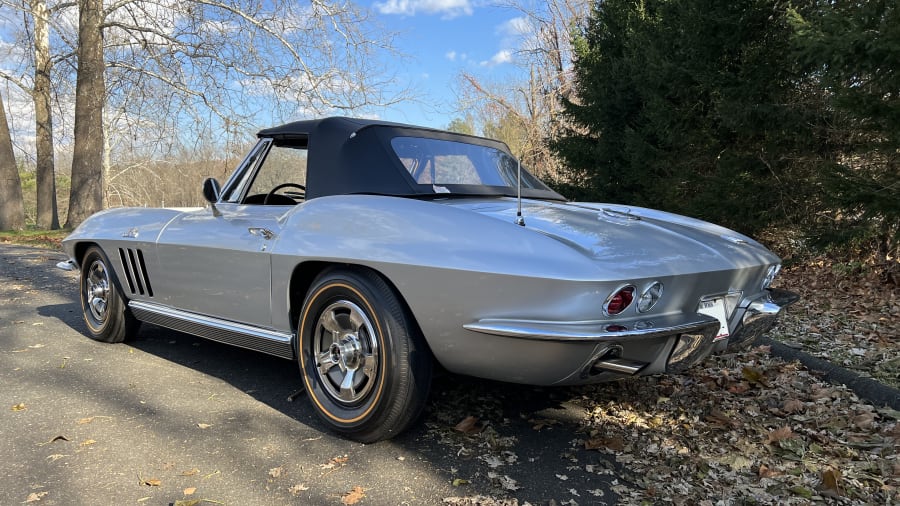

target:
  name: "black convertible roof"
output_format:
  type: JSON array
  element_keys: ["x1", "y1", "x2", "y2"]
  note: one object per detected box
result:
[{"x1": 255, "y1": 116, "x2": 564, "y2": 201}]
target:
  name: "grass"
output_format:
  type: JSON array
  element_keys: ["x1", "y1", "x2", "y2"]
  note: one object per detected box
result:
[{"x1": 0, "y1": 227, "x2": 69, "y2": 250}]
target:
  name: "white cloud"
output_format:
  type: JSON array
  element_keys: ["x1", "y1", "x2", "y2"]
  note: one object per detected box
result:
[
  {"x1": 374, "y1": 0, "x2": 473, "y2": 18},
  {"x1": 480, "y1": 49, "x2": 512, "y2": 67},
  {"x1": 498, "y1": 16, "x2": 531, "y2": 38},
  {"x1": 445, "y1": 50, "x2": 469, "y2": 62}
]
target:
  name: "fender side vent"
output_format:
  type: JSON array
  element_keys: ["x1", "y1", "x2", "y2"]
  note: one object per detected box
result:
[{"x1": 118, "y1": 248, "x2": 154, "y2": 297}]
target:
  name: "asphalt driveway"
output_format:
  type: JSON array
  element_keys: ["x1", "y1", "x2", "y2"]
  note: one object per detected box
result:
[{"x1": 1, "y1": 244, "x2": 622, "y2": 505}]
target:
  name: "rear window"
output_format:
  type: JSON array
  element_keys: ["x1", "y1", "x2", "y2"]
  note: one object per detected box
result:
[{"x1": 390, "y1": 136, "x2": 549, "y2": 190}]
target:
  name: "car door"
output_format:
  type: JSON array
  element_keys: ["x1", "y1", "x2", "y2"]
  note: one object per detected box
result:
[
  {"x1": 154, "y1": 138, "x2": 309, "y2": 329},
  {"x1": 154, "y1": 204, "x2": 287, "y2": 328}
]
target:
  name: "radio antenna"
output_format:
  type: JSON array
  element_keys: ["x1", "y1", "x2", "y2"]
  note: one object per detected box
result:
[{"x1": 515, "y1": 156, "x2": 525, "y2": 226}]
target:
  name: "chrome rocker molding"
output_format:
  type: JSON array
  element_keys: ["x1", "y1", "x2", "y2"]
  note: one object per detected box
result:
[
  {"x1": 128, "y1": 301, "x2": 294, "y2": 359},
  {"x1": 726, "y1": 288, "x2": 800, "y2": 350}
]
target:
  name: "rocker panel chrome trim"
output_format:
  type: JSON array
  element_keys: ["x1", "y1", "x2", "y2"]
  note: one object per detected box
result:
[{"x1": 128, "y1": 300, "x2": 294, "y2": 359}]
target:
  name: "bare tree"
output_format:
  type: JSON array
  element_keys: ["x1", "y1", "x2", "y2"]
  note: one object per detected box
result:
[
  {"x1": 31, "y1": 0, "x2": 61, "y2": 228},
  {"x1": 457, "y1": 0, "x2": 589, "y2": 179},
  {"x1": 0, "y1": 0, "x2": 72, "y2": 229},
  {"x1": 66, "y1": 0, "x2": 104, "y2": 227},
  {"x1": 0, "y1": 95, "x2": 25, "y2": 230},
  {"x1": 65, "y1": 0, "x2": 408, "y2": 225}
]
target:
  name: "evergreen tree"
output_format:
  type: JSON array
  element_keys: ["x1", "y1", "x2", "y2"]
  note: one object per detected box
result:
[
  {"x1": 792, "y1": 0, "x2": 899, "y2": 269},
  {"x1": 553, "y1": 0, "x2": 819, "y2": 234}
]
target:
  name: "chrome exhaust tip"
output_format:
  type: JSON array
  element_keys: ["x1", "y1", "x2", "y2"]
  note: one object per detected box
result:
[{"x1": 588, "y1": 345, "x2": 648, "y2": 376}]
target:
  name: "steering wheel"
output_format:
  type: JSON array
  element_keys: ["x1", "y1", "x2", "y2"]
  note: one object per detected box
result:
[{"x1": 263, "y1": 183, "x2": 306, "y2": 205}]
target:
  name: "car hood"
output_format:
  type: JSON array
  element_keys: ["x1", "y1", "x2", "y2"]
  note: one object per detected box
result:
[{"x1": 439, "y1": 198, "x2": 779, "y2": 275}]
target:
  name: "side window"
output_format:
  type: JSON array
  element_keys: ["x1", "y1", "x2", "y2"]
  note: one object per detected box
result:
[{"x1": 243, "y1": 143, "x2": 309, "y2": 205}]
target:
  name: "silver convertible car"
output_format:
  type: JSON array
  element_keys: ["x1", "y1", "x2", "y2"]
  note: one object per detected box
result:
[{"x1": 60, "y1": 117, "x2": 797, "y2": 442}]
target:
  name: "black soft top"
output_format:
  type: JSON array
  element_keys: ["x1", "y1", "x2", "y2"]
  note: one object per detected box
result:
[{"x1": 256, "y1": 117, "x2": 565, "y2": 201}]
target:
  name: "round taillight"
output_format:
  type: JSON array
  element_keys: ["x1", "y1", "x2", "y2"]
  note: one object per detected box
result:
[
  {"x1": 604, "y1": 285, "x2": 635, "y2": 316},
  {"x1": 637, "y1": 281, "x2": 663, "y2": 313}
]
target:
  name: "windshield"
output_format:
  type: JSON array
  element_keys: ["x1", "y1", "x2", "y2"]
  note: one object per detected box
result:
[{"x1": 390, "y1": 136, "x2": 551, "y2": 193}]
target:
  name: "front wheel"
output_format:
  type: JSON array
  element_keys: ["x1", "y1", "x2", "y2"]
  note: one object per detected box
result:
[
  {"x1": 297, "y1": 268, "x2": 432, "y2": 442},
  {"x1": 79, "y1": 246, "x2": 139, "y2": 343}
]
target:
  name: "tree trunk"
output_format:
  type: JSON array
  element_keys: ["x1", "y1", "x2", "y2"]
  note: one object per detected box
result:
[
  {"x1": 0, "y1": 97, "x2": 26, "y2": 231},
  {"x1": 67, "y1": 0, "x2": 105, "y2": 228},
  {"x1": 32, "y1": 0, "x2": 59, "y2": 229}
]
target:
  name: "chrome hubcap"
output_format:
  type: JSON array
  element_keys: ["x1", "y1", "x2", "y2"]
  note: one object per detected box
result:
[
  {"x1": 313, "y1": 300, "x2": 379, "y2": 404},
  {"x1": 85, "y1": 260, "x2": 110, "y2": 322}
]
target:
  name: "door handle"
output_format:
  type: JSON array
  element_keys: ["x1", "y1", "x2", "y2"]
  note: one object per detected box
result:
[{"x1": 248, "y1": 227, "x2": 275, "y2": 240}]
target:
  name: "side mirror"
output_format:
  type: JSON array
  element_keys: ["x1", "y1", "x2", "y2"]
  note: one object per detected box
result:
[{"x1": 202, "y1": 178, "x2": 221, "y2": 204}]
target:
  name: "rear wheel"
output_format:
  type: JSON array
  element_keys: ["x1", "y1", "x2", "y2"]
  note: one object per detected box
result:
[
  {"x1": 80, "y1": 246, "x2": 139, "y2": 343},
  {"x1": 297, "y1": 268, "x2": 432, "y2": 442}
]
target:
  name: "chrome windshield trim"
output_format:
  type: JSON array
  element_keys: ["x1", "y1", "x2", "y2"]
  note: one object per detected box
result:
[
  {"x1": 129, "y1": 300, "x2": 292, "y2": 343},
  {"x1": 463, "y1": 313, "x2": 720, "y2": 342}
]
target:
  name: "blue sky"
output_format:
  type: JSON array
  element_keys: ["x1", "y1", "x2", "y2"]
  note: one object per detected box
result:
[{"x1": 369, "y1": 0, "x2": 527, "y2": 129}]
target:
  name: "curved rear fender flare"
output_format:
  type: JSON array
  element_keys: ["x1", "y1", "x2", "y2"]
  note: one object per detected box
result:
[{"x1": 287, "y1": 261, "x2": 433, "y2": 361}]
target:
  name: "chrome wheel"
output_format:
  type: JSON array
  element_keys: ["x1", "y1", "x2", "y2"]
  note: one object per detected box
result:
[
  {"x1": 79, "y1": 246, "x2": 139, "y2": 343},
  {"x1": 298, "y1": 268, "x2": 432, "y2": 442},
  {"x1": 313, "y1": 300, "x2": 379, "y2": 405},
  {"x1": 85, "y1": 259, "x2": 111, "y2": 323}
]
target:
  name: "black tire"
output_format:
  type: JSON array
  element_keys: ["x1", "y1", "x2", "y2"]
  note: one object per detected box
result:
[
  {"x1": 297, "y1": 268, "x2": 432, "y2": 443},
  {"x1": 79, "y1": 246, "x2": 140, "y2": 343}
]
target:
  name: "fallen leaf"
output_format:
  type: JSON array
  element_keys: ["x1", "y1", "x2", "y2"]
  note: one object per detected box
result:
[
  {"x1": 142, "y1": 478, "x2": 161, "y2": 487},
  {"x1": 11, "y1": 403, "x2": 26, "y2": 412},
  {"x1": 810, "y1": 386, "x2": 833, "y2": 401},
  {"x1": 765, "y1": 426, "x2": 796, "y2": 444},
  {"x1": 704, "y1": 409, "x2": 737, "y2": 428},
  {"x1": 584, "y1": 436, "x2": 624, "y2": 452},
  {"x1": 453, "y1": 415, "x2": 482, "y2": 435},
  {"x1": 741, "y1": 366, "x2": 771, "y2": 388},
  {"x1": 183, "y1": 487, "x2": 196, "y2": 495},
  {"x1": 852, "y1": 412, "x2": 876, "y2": 430},
  {"x1": 197, "y1": 423, "x2": 211, "y2": 429},
  {"x1": 488, "y1": 472, "x2": 520, "y2": 491},
  {"x1": 724, "y1": 454, "x2": 753, "y2": 471},
  {"x1": 80, "y1": 439, "x2": 96, "y2": 447},
  {"x1": 727, "y1": 382, "x2": 751, "y2": 394},
  {"x1": 758, "y1": 464, "x2": 778, "y2": 478},
  {"x1": 819, "y1": 468, "x2": 842, "y2": 497},
  {"x1": 321, "y1": 456, "x2": 348, "y2": 470},
  {"x1": 173, "y1": 501, "x2": 200, "y2": 506},
  {"x1": 76, "y1": 417, "x2": 95, "y2": 424},
  {"x1": 24, "y1": 491, "x2": 48, "y2": 503},
  {"x1": 268, "y1": 466, "x2": 284, "y2": 478},
  {"x1": 341, "y1": 486, "x2": 366, "y2": 505},
  {"x1": 181, "y1": 468, "x2": 200, "y2": 476},
  {"x1": 451, "y1": 478, "x2": 469, "y2": 487},
  {"x1": 289, "y1": 483, "x2": 310, "y2": 496},
  {"x1": 782, "y1": 399, "x2": 804, "y2": 414}
]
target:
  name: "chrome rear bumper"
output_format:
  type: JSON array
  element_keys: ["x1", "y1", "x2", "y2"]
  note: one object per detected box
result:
[{"x1": 722, "y1": 288, "x2": 800, "y2": 351}]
